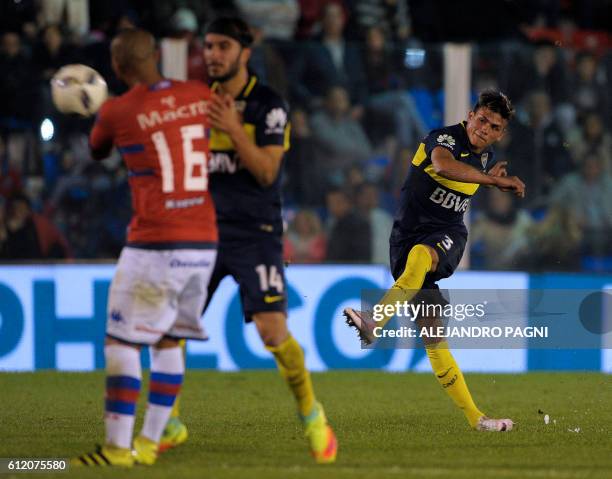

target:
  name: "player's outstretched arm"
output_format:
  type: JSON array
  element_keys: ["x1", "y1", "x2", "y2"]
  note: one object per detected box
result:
[
  {"x1": 431, "y1": 147, "x2": 525, "y2": 197},
  {"x1": 209, "y1": 93, "x2": 283, "y2": 187},
  {"x1": 487, "y1": 161, "x2": 508, "y2": 177},
  {"x1": 492, "y1": 175, "x2": 526, "y2": 197}
]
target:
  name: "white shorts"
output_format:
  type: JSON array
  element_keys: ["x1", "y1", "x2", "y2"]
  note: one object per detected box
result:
[{"x1": 106, "y1": 246, "x2": 217, "y2": 345}]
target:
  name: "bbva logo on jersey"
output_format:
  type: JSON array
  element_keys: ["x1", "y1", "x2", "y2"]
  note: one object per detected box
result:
[
  {"x1": 265, "y1": 108, "x2": 287, "y2": 134},
  {"x1": 429, "y1": 186, "x2": 470, "y2": 212}
]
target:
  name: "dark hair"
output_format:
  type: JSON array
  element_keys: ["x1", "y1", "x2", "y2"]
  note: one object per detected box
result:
[
  {"x1": 575, "y1": 50, "x2": 596, "y2": 65},
  {"x1": 473, "y1": 90, "x2": 515, "y2": 121},
  {"x1": 204, "y1": 17, "x2": 253, "y2": 47},
  {"x1": 7, "y1": 192, "x2": 31, "y2": 210}
]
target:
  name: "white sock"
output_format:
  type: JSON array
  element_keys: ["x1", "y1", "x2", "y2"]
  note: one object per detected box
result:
[
  {"x1": 140, "y1": 346, "x2": 184, "y2": 443},
  {"x1": 104, "y1": 343, "x2": 142, "y2": 449}
]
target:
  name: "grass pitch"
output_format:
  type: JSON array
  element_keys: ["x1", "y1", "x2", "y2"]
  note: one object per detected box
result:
[{"x1": 1, "y1": 371, "x2": 610, "y2": 479}]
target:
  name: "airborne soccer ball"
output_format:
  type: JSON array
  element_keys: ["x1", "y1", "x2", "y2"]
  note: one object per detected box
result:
[{"x1": 51, "y1": 64, "x2": 108, "y2": 117}]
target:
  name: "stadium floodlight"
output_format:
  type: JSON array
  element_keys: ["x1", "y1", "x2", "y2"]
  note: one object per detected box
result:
[
  {"x1": 40, "y1": 118, "x2": 54, "y2": 142},
  {"x1": 404, "y1": 48, "x2": 426, "y2": 68}
]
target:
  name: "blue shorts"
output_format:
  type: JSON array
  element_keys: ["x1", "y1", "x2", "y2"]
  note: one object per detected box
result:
[
  {"x1": 389, "y1": 227, "x2": 467, "y2": 306},
  {"x1": 204, "y1": 232, "x2": 287, "y2": 322}
]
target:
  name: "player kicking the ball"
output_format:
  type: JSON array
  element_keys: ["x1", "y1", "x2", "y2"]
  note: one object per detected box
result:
[
  {"x1": 344, "y1": 90, "x2": 524, "y2": 432},
  {"x1": 161, "y1": 17, "x2": 337, "y2": 463},
  {"x1": 72, "y1": 29, "x2": 217, "y2": 467}
]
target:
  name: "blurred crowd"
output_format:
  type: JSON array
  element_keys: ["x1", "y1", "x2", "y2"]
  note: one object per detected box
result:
[{"x1": 0, "y1": 0, "x2": 611, "y2": 272}]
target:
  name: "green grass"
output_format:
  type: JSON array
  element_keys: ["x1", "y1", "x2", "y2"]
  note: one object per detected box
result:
[{"x1": 0, "y1": 371, "x2": 610, "y2": 479}]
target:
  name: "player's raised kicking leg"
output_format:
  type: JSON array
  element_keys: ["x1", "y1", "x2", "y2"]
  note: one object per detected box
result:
[{"x1": 344, "y1": 242, "x2": 513, "y2": 432}]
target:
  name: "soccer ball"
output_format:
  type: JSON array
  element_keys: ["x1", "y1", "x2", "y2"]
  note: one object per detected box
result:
[{"x1": 51, "y1": 64, "x2": 108, "y2": 117}]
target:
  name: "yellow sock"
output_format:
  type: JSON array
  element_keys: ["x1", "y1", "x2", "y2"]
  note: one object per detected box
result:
[
  {"x1": 375, "y1": 244, "x2": 432, "y2": 328},
  {"x1": 267, "y1": 335, "x2": 315, "y2": 417},
  {"x1": 170, "y1": 340, "x2": 186, "y2": 418},
  {"x1": 426, "y1": 341, "x2": 484, "y2": 428},
  {"x1": 170, "y1": 395, "x2": 181, "y2": 418}
]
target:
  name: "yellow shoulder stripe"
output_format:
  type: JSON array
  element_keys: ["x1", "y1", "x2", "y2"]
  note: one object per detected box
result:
[
  {"x1": 423, "y1": 164, "x2": 480, "y2": 195},
  {"x1": 243, "y1": 76, "x2": 257, "y2": 97},
  {"x1": 210, "y1": 123, "x2": 291, "y2": 152},
  {"x1": 283, "y1": 123, "x2": 291, "y2": 151},
  {"x1": 411, "y1": 143, "x2": 427, "y2": 166},
  {"x1": 210, "y1": 124, "x2": 256, "y2": 150}
]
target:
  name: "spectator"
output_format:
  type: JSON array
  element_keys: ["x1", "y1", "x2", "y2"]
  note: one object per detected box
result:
[
  {"x1": 283, "y1": 109, "x2": 325, "y2": 206},
  {"x1": 570, "y1": 111, "x2": 612, "y2": 173},
  {"x1": 362, "y1": 26, "x2": 427, "y2": 149},
  {"x1": 236, "y1": 0, "x2": 299, "y2": 40},
  {"x1": 549, "y1": 155, "x2": 612, "y2": 255},
  {"x1": 289, "y1": 2, "x2": 367, "y2": 111},
  {"x1": 0, "y1": 32, "x2": 39, "y2": 175},
  {"x1": 46, "y1": 148, "x2": 91, "y2": 211},
  {"x1": 345, "y1": 163, "x2": 366, "y2": 195},
  {"x1": 507, "y1": 42, "x2": 570, "y2": 105},
  {"x1": 344, "y1": 0, "x2": 410, "y2": 41},
  {"x1": 325, "y1": 188, "x2": 371, "y2": 262},
  {"x1": 33, "y1": 24, "x2": 82, "y2": 122},
  {"x1": 0, "y1": 136, "x2": 23, "y2": 197},
  {"x1": 0, "y1": 32, "x2": 38, "y2": 122},
  {"x1": 248, "y1": 23, "x2": 289, "y2": 99},
  {"x1": 0, "y1": 166, "x2": 23, "y2": 198},
  {"x1": 33, "y1": 24, "x2": 79, "y2": 82},
  {"x1": 4, "y1": 192, "x2": 71, "y2": 259},
  {"x1": 508, "y1": 90, "x2": 573, "y2": 204},
  {"x1": 518, "y1": 205, "x2": 582, "y2": 271},
  {"x1": 356, "y1": 182, "x2": 393, "y2": 265},
  {"x1": 295, "y1": 0, "x2": 347, "y2": 40},
  {"x1": 310, "y1": 86, "x2": 373, "y2": 179},
  {"x1": 166, "y1": 7, "x2": 207, "y2": 82},
  {"x1": 471, "y1": 188, "x2": 533, "y2": 270},
  {"x1": 284, "y1": 209, "x2": 326, "y2": 263},
  {"x1": 570, "y1": 52, "x2": 609, "y2": 121}
]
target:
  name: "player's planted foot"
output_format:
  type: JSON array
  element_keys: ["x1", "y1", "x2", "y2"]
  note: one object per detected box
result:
[
  {"x1": 71, "y1": 444, "x2": 134, "y2": 467},
  {"x1": 343, "y1": 308, "x2": 377, "y2": 345},
  {"x1": 159, "y1": 417, "x2": 188, "y2": 453},
  {"x1": 476, "y1": 416, "x2": 514, "y2": 432},
  {"x1": 132, "y1": 435, "x2": 159, "y2": 465},
  {"x1": 302, "y1": 402, "x2": 337, "y2": 464}
]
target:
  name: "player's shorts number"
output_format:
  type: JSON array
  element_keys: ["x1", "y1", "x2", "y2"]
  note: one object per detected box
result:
[
  {"x1": 152, "y1": 124, "x2": 208, "y2": 193},
  {"x1": 255, "y1": 264, "x2": 284, "y2": 293},
  {"x1": 440, "y1": 235, "x2": 454, "y2": 251}
]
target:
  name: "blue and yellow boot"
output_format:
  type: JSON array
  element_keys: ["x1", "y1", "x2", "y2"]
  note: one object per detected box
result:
[
  {"x1": 159, "y1": 417, "x2": 188, "y2": 453},
  {"x1": 302, "y1": 402, "x2": 338, "y2": 464}
]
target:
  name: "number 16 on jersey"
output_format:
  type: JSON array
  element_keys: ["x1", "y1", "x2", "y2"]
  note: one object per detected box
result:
[{"x1": 152, "y1": 124, "x2": 209, "y2": 193}]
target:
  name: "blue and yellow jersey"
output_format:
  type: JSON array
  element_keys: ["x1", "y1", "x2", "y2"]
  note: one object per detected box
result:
[
  {"x1": 208, "y1": 75, "x2": 290, "y2": 237},
  {"x1": 392, "y1": 122, "x2": 496, "y2": 237}
]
